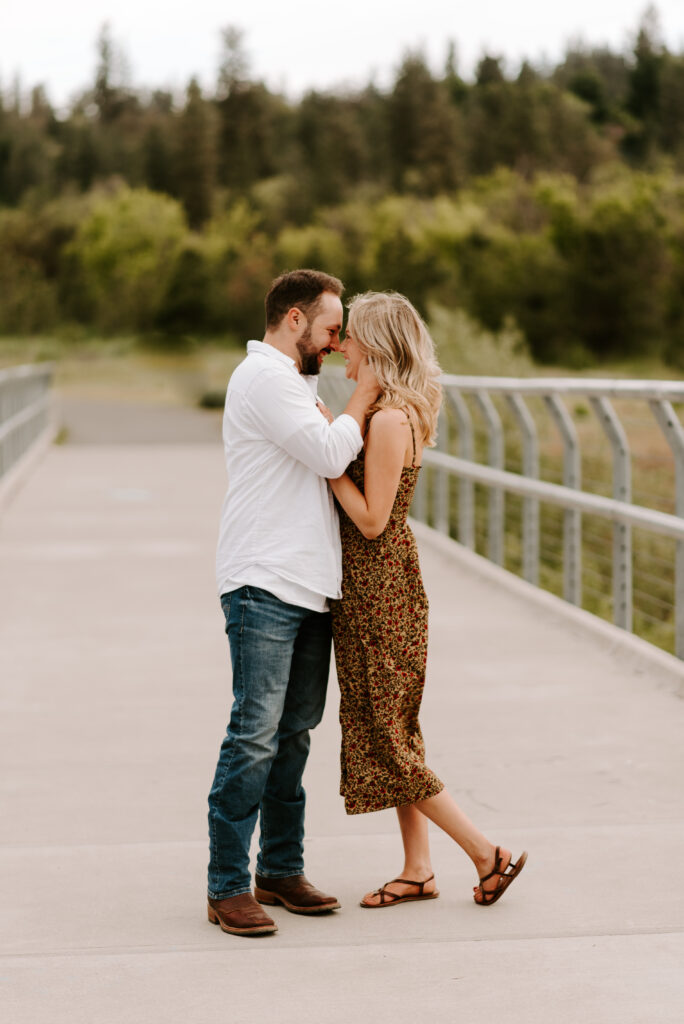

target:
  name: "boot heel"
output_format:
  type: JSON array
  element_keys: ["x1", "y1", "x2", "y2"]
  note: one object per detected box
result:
[
  {"x1": 207, "y1": 906, "x2": 219, "y2": 924},
  {"x1": 254, "y1": 888, "x2": 278, "y2": 906}
]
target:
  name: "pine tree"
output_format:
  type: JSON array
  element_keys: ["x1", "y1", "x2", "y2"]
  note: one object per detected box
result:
[{"x1": 175, "y1": 79, "x2": 217, "y2": 228}]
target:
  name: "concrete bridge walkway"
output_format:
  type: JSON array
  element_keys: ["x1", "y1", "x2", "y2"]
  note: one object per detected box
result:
[{"x1": 2, "y1": 437, "x2": 683, "y2": 1023}]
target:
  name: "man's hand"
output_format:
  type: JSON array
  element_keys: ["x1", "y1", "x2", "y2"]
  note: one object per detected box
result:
[{"x1": 316, "y1": 399, "x2": 335, "y2": 425}]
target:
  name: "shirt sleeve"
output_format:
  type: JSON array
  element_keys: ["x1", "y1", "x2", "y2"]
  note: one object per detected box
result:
[{"x1": 244, "y1": 367, "x2": 363, "y2": 477}]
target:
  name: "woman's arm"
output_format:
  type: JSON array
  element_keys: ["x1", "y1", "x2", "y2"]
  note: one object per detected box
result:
[{"x1": 329, "y1": 409, "x2": 409, "y2": 540}]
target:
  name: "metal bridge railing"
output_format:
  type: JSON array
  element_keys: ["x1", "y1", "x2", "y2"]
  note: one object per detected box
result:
[
  {"x1": 0, "y1": 363, "x2": 54, "y2": 484},
  {"x1": 320, "y1": 368, "x2": 684, "y2": 660}
]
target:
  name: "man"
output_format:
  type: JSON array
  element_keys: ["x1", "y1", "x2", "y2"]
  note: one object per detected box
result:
[{"x1": 207, "y1": 268, "x2": 378, "y2": 936}]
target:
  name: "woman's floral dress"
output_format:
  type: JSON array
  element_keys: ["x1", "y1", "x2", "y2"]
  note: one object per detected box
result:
[{"x1": 331, "y1": 418, "x2": 444, "y2": 814}]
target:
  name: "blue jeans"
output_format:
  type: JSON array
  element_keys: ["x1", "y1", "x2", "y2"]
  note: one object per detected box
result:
[{"x1": 207, "y1": 585, "x2": 331, "y2": 899}]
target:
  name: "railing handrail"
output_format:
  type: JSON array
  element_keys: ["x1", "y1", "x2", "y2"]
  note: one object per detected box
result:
[
  {"x1": 0, "y1": 362, "x2": 54, "y2": 386},
  {"x1": 423, "y1": 450, "x2": 684, "y2": 541},
  {"x1": 0, "y1": 393, "x2": 51, "y2": 444},
  {"x1": 440, "y1": 374, "x2": 684, "y2": 402}
]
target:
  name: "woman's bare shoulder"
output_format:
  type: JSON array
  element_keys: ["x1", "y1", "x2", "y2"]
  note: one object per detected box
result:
[
  {"x1": 368, "y1": 407, "x2": 411, "y2": 432},
  {"x1": 365, "y1": 408, "x2": 410, "y2": 456}
]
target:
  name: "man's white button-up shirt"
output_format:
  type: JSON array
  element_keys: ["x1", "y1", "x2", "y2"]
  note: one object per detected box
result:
[{"x1": 216, "y1": 340, "x2": 363, "y2": 610}]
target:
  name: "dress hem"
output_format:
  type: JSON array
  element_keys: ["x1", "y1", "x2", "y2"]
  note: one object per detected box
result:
[{"x1": 342, "y1": 779, "x2": 444, "y2": 816}]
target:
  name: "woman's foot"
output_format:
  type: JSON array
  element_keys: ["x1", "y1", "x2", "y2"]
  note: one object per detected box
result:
[
  {"x1": 473, "y1": 845, "x2": 527, "y2": 906},
  {"x1": 361, "y1": 873, "x2": 438, "y2": 908}
]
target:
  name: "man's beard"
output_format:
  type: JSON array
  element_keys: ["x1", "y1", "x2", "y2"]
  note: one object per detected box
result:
[{"x1": 296, "y1": 327, "x2": 321, "y2": 375}]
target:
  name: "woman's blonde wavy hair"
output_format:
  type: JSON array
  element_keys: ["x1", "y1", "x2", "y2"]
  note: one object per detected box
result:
[{"x1": 347, "y1": 291, "x2": 442, "y2": 446}]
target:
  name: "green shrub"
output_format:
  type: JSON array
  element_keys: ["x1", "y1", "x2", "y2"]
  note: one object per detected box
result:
[
  {"x1": 64, "y1": 186, "x2": 187, "y2": 332},
  {"x1": 427, "y1": 303, "x2": 534, "y2": 376}
]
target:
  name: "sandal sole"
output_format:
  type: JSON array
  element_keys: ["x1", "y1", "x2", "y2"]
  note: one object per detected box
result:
[
  {"x1": 475, "y1": 850, "x2": 528, "y2": 907},
  {"x1": 360, "y1": 891, "x2": 440, "y2": 909}
]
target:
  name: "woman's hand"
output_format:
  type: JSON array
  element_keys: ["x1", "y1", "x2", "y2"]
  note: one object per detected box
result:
[{"x1": 356, "y1": 357, "x2": 381, "y2": 400}]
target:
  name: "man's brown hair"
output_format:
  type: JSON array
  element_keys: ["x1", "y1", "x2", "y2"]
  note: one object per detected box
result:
[{"x1": 265, "y1": 269, "x2": 344, "y2": 329}]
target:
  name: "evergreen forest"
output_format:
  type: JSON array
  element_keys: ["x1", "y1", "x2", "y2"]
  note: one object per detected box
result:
[{"x1": 3, "y1": 8, "x2": 684, "y2": 367}]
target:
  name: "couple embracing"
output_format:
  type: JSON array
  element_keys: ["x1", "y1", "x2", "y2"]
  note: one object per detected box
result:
[{"x1": 207, "y1": 269, "x2": 526, "y2": 936}]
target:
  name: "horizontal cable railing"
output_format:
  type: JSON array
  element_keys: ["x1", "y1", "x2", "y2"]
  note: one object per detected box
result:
[
  {"x1": 0, "y1": 363, "x2": 54, "y2": 483},
  {"x1": 320, "y1": 367, "x2": 684, "y2": 659}
]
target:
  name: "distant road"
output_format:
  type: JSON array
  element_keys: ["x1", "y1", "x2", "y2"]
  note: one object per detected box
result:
[{"x1": 56, "y1": 395, "x2": 223, "y2": 444}]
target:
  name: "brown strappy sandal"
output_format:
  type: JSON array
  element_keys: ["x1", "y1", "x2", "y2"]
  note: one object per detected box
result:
[
  {"x1": 474, "y1": 847, "x2": 528, "y2": 907},
  {"x1": 360, "y1": 874, "x2": 440, "y2": 909}
]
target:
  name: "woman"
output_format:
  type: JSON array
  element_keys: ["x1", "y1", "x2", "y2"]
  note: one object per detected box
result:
[{"x1": 329, "y1": 291, "x2": 526, "y2": 909}]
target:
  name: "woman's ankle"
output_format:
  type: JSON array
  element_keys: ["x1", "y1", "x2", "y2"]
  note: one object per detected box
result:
[
  {"x1": 402, "y1": 863, "x2": 433, "y2": 881},
  {"x1": 473, "y1": 843, "x2": 511, "y2": 876},
  {"x1": 472, "y1": 842, "x2": 497, "y2": 874}
]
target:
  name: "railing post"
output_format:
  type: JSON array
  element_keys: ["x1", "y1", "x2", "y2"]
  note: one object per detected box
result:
[
  {"x1": 474, "y1": 391, "x2": 504, "y2": 566},
  {"x1": 0, "y1": 365, "x2": 54, "y2": 487},
  {"x1": 506, "y1": 393, "x2": 539, "y2": 585},
  {"x1": 544, "y1": 394, "x2": 581, "y2": 605},
  {"x1": 434, "y1": 405, "x2": 449, "y2": 535},
  {"x1": 649, "y1": 399, "x2": 684, "y2": 658},
  {"x1": 445, "y1": 389, "x2": 474, "y2": 549},
  {"x1": 589, "y1": 397, "x2": 633, "y2": 632}
]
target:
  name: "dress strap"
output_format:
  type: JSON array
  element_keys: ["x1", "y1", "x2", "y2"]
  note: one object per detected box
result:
[{"x1": 406, "y1": 415, "x2": 417, "y2": 468}]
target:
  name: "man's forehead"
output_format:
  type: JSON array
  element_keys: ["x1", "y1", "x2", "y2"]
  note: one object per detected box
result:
[{"x1": 315, "y1": 292, "x2": 343, "y2": 324}]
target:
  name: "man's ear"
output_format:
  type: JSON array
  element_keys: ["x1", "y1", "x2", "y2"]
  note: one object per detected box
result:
[{"x1": 286, "y1": 306, "x2": 305, "y2": 333}]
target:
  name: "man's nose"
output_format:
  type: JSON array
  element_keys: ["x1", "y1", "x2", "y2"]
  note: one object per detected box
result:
[{"x1": 330, "y1": 336, "x2": 341, "y2": 352}]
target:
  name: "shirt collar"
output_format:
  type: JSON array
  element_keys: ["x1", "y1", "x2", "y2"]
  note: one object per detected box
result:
[
  {"x1": 247, "y1": 339, "x2": 296, "y2": 369},
  {"x1": 246, "y1": 339, "x2": 318, "y2": 399}
]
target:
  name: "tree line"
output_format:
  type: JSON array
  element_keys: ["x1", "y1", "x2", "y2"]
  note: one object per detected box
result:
[{"x1": 2, "y1": 8, "x2": 684, "y2": 365}]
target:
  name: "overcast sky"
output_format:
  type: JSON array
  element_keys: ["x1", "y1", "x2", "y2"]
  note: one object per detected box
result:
[{"x1": 2, "y1": 1, "x2": 684, "y2": 108}]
